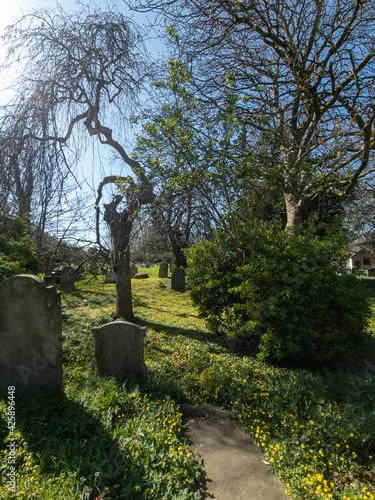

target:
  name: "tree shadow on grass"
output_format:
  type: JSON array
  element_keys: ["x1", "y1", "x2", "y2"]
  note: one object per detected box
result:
[
  {"x1": 136, "y1": 316, "x2": 250, "y2": 358},
  {"x1": 62, "y1": 287, "x2": 115, "y2": 303},
  {"x1": 0, "y1": 391, "x2": 146, "y2": 499},
  {"x1": 136, "y1": 317, "x2": 216, "y2": 344}
]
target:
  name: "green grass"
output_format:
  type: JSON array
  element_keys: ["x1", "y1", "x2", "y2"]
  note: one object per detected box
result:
[{"x1": 1, "y1": 268, "x2": 375, "y2": 499}]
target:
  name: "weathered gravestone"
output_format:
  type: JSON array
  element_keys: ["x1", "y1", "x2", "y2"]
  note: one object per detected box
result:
[
  {"x1": 60, "y1": 266, "x2": 76, "y2": 290},
  {"x1": 134, "y1": 273, "x2": 149, "y2": 279},
  {"x1": 104, "y1": 271, "x2": 117, "y2": 283},
  {"x1": 92, "y1": 321, "x2": 147, "y2": 376},
  {"x1": 130, "y1": 264, "x2": 138, "y2": 278},
  {"x1": 158, "y1": 262, "x2": 168, "y2": 278},
  {"x1": 171, "y1": 267, "x2": 186, "y2": 293},
  {"x1": 0, "y1": 275, "x2": 63, "y2": 396}
]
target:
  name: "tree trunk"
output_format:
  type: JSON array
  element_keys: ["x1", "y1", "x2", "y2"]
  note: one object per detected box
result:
[
  {"x1": 104, "y1": 196, "x2": 134, "y2": 320},
  {"x1": 284, "y1": 190, "x2": 308, "y2": 231},
  {"x1": 170, "y1": 237, "x2": 188, "y2": 269}
]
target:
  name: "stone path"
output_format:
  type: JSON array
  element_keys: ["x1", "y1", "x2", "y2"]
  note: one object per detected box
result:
[{"x1": 181, "y1": 404, "x2": 291, "y2": 500}]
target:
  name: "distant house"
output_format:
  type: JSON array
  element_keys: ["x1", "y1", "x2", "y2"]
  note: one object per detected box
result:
[{"x1": 348, "y1": 244, "x2": 375, "y2": 274}]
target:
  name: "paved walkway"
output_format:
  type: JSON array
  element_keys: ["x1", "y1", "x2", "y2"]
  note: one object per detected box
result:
[{"x1": 181, "y1": 404, "x2": 291, "y2": 500}]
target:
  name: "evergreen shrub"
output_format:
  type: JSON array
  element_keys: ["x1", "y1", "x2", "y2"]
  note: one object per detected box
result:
[
  {"x1": 0, "y1": 208, "x2": 40, "y2": 281},
  {"x1": 186, "y1": 225, "x2": 371, "y2": 369}
]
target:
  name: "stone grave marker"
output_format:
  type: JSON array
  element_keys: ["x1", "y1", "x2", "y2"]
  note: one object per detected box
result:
[
  {"x1": 0, "y1": 275, "x2": 63, "y2": 396},
  {"x1": 104, "y1": 271, "x2": 117, "y2": 283},
  {"x1": 92, "y1": 321, "x2": 147, "y2": 376},
  {"x1": 134, "y1": 273, "x2": 149, "y2": 279},
  {"x1": 158, "y1": 262, "x2": 168, "y2": 278},
  {"x1": 60, "y1": 266, "x2": 76, "y2": 290},
  {"x1": 171, "y1": 267, "x2": 186, "y2": 292},
  {"x1": 130, "y1": 264, "x2": 138, "y2": 278}
]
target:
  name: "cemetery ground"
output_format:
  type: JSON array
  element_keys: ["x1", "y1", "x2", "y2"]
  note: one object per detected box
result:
[{"x1": 1, "y1": 267, "x2": 375, "y2": 499}]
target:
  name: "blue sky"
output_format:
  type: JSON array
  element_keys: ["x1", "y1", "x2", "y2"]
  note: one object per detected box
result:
[{"x1": 0, "y1": 0, "x2": 164, "y2": 43}]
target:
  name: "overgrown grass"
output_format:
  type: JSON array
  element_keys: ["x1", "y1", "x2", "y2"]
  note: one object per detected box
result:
[{"x1": 1, "y1": 269, "x2": 375, "y2": 499}]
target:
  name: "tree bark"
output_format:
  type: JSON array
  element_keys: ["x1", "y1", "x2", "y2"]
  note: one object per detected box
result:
[
  {"x1": 103, "y1": 195, "x2": 134, "y2": 320},
  {"x1": 284, "y1": 190, "x2": 308, "y2": 231},
  {"x1": 171, "y1": 240, "x2": 188, "y2": 269}
]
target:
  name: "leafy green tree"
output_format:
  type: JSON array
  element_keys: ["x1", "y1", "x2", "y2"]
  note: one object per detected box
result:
[
  {"x1": 132, "y1": 60, "x2": 290, "y2": 264},
  {"x1": 0, "y1": 208, "x2": 40, "y2": 281},
  {"x1": 131, "y1": 60, "x2": 213, "y2": 267}
]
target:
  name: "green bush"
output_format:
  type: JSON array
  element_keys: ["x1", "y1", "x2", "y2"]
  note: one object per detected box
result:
[
  {"x1": 186, "y1": 225, "x2": 371, "y2": 369},
  {"x1": 0, "y1": 208, "x2": 40, "y2": 281}
]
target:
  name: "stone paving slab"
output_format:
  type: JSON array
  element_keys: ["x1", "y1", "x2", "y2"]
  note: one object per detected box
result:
[{"x1": 181, "y1": 404, "x2": 291, "y2": 500}]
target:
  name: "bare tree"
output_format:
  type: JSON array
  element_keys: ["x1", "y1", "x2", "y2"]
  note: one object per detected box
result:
[
  {"x1": 132, "y1": 0, "x2": 375, "y2": 229},
  {"x1": 0, "y1": 4, "x2": 154, "y2": 318},
  {"x1": 95, "y1": 175, "x2": 153, "y2": 318}
]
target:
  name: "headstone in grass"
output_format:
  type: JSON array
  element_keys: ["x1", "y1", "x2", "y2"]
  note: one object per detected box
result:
[
  {"x1": 134, "y1": 273, "x2": 149, "y2": 279},
  {"x1": 104, "y1": 271, "x2": 117, "y2": 283},
  {"x1": 158, "y1": 262, "x2": 168, "y2": 278},
  {"x1": 0, "y1": 274, "x2": 63, "y2": 396},
  {"x1": 171, "y1": 266, "x2": 186, "y2": 292},
  {"x1": 60, "y1": 266, "x2": 76, "y2": 290},
  {"x1": 92, "y1": 321, "x2": 147, "y2": 376},
  {"x1": 130, "y1": 264, "x2": 138, "y2": 278}
]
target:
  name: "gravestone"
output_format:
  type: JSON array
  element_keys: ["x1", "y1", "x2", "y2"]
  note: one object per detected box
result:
[
  {"x1": 158, "y1": 262, "x2": 168, "y2": 278},
  {"x1": 60, "y1": 266, "x2": 76, "y2": 290},
  {"x1": 92, "y1": 321, "x2": 147, "y2": 376},
  {"x1": 134, "y1": 273, "x2": 149, "y2": 279},
  {"x1": 104, "y1": 271, "x2": 117, "y2": 283},
  {"x1": 171, "y1": 267, "x2": 186, "y2": 292},
  {"x1": 0, "y1": 275, "x2": 63, "y2": 396},
  {"x1": 130, "y1": 264, "x2": 138, "y2": 278}
]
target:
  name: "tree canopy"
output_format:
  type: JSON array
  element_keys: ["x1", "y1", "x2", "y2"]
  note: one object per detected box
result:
[{"x1": 132, "y1": 0, "x2": 375, "y2": 228}]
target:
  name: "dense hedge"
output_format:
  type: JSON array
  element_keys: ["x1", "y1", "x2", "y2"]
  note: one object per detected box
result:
[{"x1": 186, "y1": 225, "x2": 371, "y2": 369}]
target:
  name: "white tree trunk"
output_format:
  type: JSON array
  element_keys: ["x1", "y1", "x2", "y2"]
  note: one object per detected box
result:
[{"x1": 284, "y1": 191, "x2": 307, "y2": 230}]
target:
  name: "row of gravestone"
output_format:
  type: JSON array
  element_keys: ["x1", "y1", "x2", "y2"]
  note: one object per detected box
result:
[
  {"x1": 0, "y1": 275, "x2": 148, "y2": 397},
  {"x1": 44, "y1": 266, "x2": 85, "y2": 290},
  {"x1": 105, "y1": 263, "x2": 186, "y2": 292}
]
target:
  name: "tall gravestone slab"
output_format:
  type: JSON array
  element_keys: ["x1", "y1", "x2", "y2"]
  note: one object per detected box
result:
[
  {"x1": 171, "y1": 267, "x2": 186, "y2": 293},
  {"x1": 104, "y1": 271, "x2": 117, "y2": 283},
  {"x1": 60, "y1": 267, "x2": 76, "y2": 290},
  {"x1": 130, "y1": 264, "x2": 138, "y2": 278},
  {"x1": 0, "y1": 275, "x2": 63, "y2": 396},
  {"x1": 158, "y1": 262, "x2": 168, "y2": 278},
  {"x1": 92, "y1": 321, "x2": 147, "y2": 376}
]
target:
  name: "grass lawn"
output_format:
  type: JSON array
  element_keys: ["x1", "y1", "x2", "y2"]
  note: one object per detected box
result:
[{"x1": 1, "y1": 269, "x2": 375, "y2": 499}]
